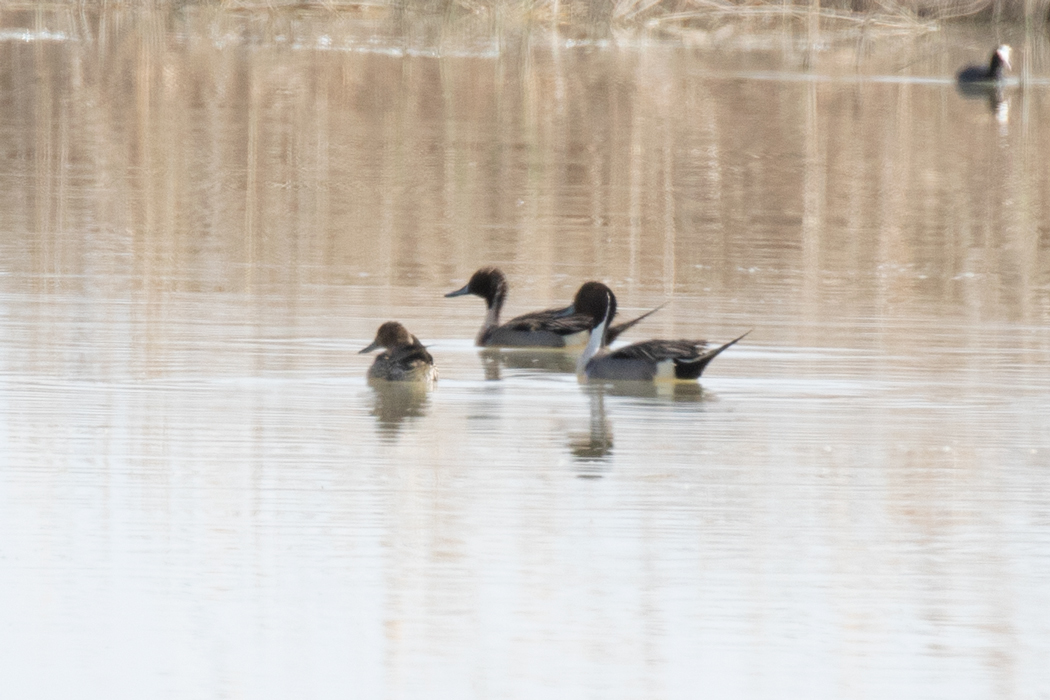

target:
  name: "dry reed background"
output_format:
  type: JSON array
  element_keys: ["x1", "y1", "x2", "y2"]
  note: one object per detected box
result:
[
  {"x1": 0, "y1": 0, "x2": 1047, "y2": 382},
  {"x1": 1, "y1": 0, "x2": 1048, "y2": 36},
  {"x1": 2, "y1": 4, "x2": 1048, "y2": 341}
]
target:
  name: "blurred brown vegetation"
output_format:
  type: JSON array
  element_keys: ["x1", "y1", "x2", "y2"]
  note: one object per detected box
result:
[
  {"x1": 2, "y1": 2, "x2": 1048, "y2": 328},
  {"x1": 0, "y1": 0, "x2": 1047, "y2": 37}
]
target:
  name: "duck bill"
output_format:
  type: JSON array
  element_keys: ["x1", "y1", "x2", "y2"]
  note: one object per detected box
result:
[
  {"x1": 359, "y1": 340, "x2": 381, "y2": 354},
  {"x1": 998, "y1": 46, "x2": 1012, "y2": 70},
  {"x1": 445, "y1": 283, "x2": 472, "y2": 298}
]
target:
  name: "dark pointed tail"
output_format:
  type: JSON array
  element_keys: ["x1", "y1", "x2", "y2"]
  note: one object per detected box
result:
[
  {"x1": 678, "y1": 330, "x2": 751, "y2": 379},
  {"x1": 607, "y1": 303, "x2": 666, "y2": 344}
]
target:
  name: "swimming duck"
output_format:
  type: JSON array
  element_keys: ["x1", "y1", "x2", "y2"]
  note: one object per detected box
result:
[
  {"x1": 957, "y1": 45, "x2": 1011, "y2": 84},
  {"x1": 359, "y1": 321, "x2": 437, "y2": 384},
  {"x1": 568, "y1": 281, "x2": 748, "y2": 381},
  {"x1": 445, "y1": 267, "x2": 661, "y2": 348}
]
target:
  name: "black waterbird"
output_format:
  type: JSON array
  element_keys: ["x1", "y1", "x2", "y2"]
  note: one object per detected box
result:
[{"x1": 957, "y1": 45, "x2": 1011, "y2": 84}]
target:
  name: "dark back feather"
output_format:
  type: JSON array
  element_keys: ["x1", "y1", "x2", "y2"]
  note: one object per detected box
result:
[
  {"x1": 608, "y1": 339, "x2": 708, "y2": 363},
  {"x1": 502, "y1": 309, "x2": 593, "y2": 334}
]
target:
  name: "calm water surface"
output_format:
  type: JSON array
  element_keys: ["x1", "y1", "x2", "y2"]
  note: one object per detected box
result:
[{"x1": 2, "y1": 8, "x2": 1050, "y2": 699}]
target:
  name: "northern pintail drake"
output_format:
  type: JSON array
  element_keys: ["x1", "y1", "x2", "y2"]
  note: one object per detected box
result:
[
  {"x1": 445, "y1": 267, "x2": 661, "y2": 348},
  {"x1": 569, "y1": 281, "x2": 748, "y2": 382},
  {"x1": 359, "y1": 321, "x2": 437, "y2": 384},
  {"x1": 957, "y1": 45, "x2": 1011, "y2": 83}
]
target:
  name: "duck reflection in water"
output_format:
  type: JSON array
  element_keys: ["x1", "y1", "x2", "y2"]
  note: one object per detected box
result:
[
  {"x1": 479, "y1": 347, "x2": 579, "y2": 380},
  {"x1": 599, "y1": 380, "x2": 708, "y2": 402},
  {"x1": 368, "y1": 381, "x2": 431, "y2": 436},
  {"x1": 569, "y1": 386, "x2": 615, "y2": 477},
  {"x1": 568, "y1": 383, "x2": 711, "y2": 479}
]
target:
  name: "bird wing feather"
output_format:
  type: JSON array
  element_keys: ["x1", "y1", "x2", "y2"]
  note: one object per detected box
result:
[
  {"x1": 501, "y1": 309, "x2": 594, "y2": 335},
  {"x1": 386, "y1": 342, "x2": 435, "y2": 367},
  {"x1": 607, "y1": 340, "x2": 707, "y2": 363}
]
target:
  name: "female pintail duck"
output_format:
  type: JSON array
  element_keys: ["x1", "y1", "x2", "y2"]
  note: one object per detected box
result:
[
  {"x1": 957, "y1": 45, "x2": 1011, "y2": 84},
  {"x1": 359, "y1": 321, "x2": 437, "y2": 384},
  {"x1": 568, "y1": 281, "x2": 748, "y2": 382},
  {"x1": 445, "y1": 267, "x2": 661, "y2": 348}
]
